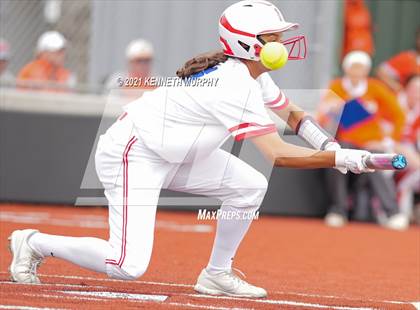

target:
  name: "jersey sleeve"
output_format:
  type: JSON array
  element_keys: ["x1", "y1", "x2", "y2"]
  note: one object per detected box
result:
[
  {"x1": 209, "y1": 84, "x2": 277, "y2": 141},
  {"x1": 256, "y1": 72, "x2": 289, "y2": 110}
]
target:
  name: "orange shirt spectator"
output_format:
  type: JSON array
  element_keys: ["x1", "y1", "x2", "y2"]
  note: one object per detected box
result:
[
  {"x1": 18, "y1": 58, "x2": 72, "y2": 86},
  {"x1": 17, "y1": 31, "x2": 75, "y2": 91},
  {"x1": 321, "y1": 78, "x2": 405, "y2": 147},
  {"x1": 105, "y1": 39, "x2": 155, "y2": 93},
  {"x1": 376, "y1": 27, "x2": 420, "y2": 93},
  {"x1": 318, "y1": 51, "x2": 405, "y2": 149},
  {"x1": 343, "y1": 0, "x2": 374, "y2": 57}
]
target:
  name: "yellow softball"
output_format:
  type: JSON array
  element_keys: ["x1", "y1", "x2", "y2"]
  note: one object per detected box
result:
[{"x1": 260, "y1": 42, "x2": 288, "y2": 70}]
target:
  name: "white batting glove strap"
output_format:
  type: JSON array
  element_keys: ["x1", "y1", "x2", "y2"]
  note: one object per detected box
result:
[
  {"x1": 324, "y1": 141, "x2": 341, "y2": 151},
  {"x1": 335, "y1": 149, "x2": 373, "y2": 174},
  {"x1": 324, "y1": 142, "x2": 348, "y2": 174}
]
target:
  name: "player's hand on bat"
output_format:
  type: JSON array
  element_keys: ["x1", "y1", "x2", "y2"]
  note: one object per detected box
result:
[
  {"x1": 324, "y1": 141, "x2": 348, "y2": 174},
  {"x1": 335, "y1": 149, "x2": 375, "y2": 174}
]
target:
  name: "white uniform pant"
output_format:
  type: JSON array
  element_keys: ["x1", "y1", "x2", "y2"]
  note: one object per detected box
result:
[{"x1": 95, "y1": 117, "x2": 268, "y2": 279}]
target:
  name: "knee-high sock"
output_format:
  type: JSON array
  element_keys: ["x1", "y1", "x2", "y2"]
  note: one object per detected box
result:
[
  {"x1": 206, "y1": 205, "x2": 258, "y2": 274},
  {"x1": 28, "y1": 232, "x2": 111, "y2": 273}
]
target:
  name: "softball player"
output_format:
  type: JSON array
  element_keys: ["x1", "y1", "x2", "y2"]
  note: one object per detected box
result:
[{"x1": 9, "y1": 0, "x2": 373, "y2": 298}]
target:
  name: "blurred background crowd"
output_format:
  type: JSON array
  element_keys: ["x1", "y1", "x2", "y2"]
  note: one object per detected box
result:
[
  {"x1": 0, "y1": 32, "x2": 154, "y2": 92},
  {"x1": 0, "y1": 0, "x2": 418, "y2": 229},
  {"x1": 317, "y1": 0, "x2": 419, "y2": 230}
]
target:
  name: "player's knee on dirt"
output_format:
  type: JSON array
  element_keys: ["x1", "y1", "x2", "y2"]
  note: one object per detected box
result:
[{"x1": 106, "y1": 263, "x2": 149, "y2": 280}]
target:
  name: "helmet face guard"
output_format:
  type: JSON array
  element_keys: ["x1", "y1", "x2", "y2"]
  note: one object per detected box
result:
[
  {"x1": 255, "y1": 34, "x2": 307, "y2": 60},
  {"x1": 219, "y1": 0, "x2": 306, "y2": 61},
  {"x1": 282, "y1": 35, "x2": 307, "y2": 60}
]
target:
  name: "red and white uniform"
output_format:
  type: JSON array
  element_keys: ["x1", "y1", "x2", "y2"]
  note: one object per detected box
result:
[
  {"x1": 21, "y1": 1, "x2": 306, "y2": 289},
  {"x1": 95, "y1": 58, "x2": 288, "y2": 278},
  {"x1": 122, "y1": 58, "x2": 287, "y2": 162}
]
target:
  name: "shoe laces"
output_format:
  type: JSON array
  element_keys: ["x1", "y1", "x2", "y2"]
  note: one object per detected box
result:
[
  {"x1": 25, "y1": 253, "x2": 42, "y2": 280},
  {"x1": 226, "y1": 268, "x2": 249, "y2": 288}
]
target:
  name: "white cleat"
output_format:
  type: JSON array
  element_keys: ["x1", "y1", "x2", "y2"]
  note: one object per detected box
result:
[
  {"x1": 8, "y1": 229, "x2": 43, "y2": 284},
  {"x1": 325, "y1": 213, "x2": 347, "y2": 228},
  {"x1": 383, "y1": 213, "x2": 409, "y2": 231},
  {"x1": 194, "y1": 268, "x2": 267, "y2": 298}
]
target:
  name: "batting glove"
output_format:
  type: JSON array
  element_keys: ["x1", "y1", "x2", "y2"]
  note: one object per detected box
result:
[
  {"x1": 324, "y1": 141, "x2": 348, "y2": 174},
  {"x1": 335, "y1": 149, "x2": 375, "y2": 174}
]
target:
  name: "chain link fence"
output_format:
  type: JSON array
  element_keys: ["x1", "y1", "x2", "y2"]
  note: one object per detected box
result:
[
  {"x1": 0, "y1": 0, "x2": 92, "y2": 89},
  {"x1": 1, "y1": 0, "x2": 343, "y2": 94}
]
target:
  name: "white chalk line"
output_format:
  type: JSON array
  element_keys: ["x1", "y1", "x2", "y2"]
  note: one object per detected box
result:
[
  {"x1": 1, "y1": 272, "x2": 417, "y2": 308},
  {"x1": 59, "y1": 290, "x2": 260, "y2": 309},
  {"x1": 2, "y1": 275, "x2": 245, "y2": 310},
  {"x1": 165, "y1": 302, "x2": 252, "y2": 310},
  {"x1": 0, "y1": 206, "x2": 416, "y2": 310},
  {"x1": 38, "y1": 273, "x2": 420, "y2": 307},
  {"x1": 2, "y1": 273, "x2": 414, "y2": 310},
  {"x1": 7, "y1": 290, "x2": 372, "y2": 310},
  {"x1": 37, "y1": 273, "x2": 193, "y2": 287},
  {"x1": 0, "y1": 280, "x2": 106, "y2": 289},
  {"x1": 411, "y1": 302, "x2": 420, "y2": 310},
  {"x1": 0, "y1": 211, "x2": 212, "y2": 233},
  {"x1": 61, "y1": 290, "x2": 252, "y2": 310},
  {"x1": 16, "y1": 292, "x2": 249, "y2": 310},
  {"x1": 60, "y1": 290, "x2": 168, "y2": 302},
  {"x1": 0, "y1": 306, "x2": 62, "y2": 310},
  {"x1": 185, "y1": 294, "x2": 375, "y2": 310},
  {"x1": 21, "y1": 292, "x2": 108, "y2": 302},
  {"x1": 273, "y1": 290, "x2": 420, "y2": 307},
  {"x1": 4, "y1": 290, "x2": 357, "y2": 310}
]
